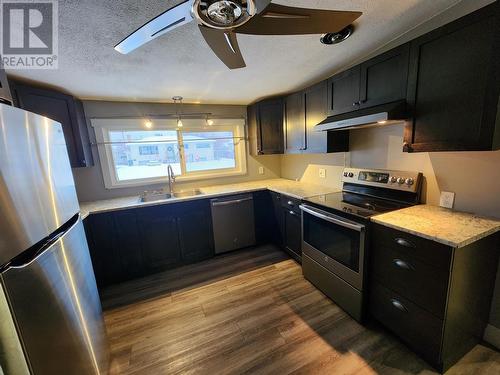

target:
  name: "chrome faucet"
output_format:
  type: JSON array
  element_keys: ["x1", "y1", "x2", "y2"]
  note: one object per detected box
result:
[{"x1": 167, "y1": 164, "x2": 176, "y2": 195}]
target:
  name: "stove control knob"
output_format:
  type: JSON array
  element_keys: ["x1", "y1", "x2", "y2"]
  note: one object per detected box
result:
[
  {"x1": 343, "y1": 172, "x2": 349, "y2": 177},
  {"x1": 348, "y1": 172, "x2": 354, "y2": 178},
  {"x1": 405, "y1": 178, "x2": 414, "y2": 186},
  {"x1": 390, "y1": 176, "x2": 398, "y2": 183},
  {"x1": 397, "y1": 177, "x2": 405, "y2": 185}
]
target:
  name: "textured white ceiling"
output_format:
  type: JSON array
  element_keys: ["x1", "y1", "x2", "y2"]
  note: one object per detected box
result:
[{"x1": 7, "y1": 0, "x2": 466, "y2": 104}]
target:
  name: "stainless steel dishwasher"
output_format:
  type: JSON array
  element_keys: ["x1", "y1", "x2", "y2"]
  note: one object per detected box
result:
[{"x1": 211, "y1": 195, "x2": 256, "y2": 254}]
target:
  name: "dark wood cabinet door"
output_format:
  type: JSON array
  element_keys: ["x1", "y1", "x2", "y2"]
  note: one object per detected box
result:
[
  {"x1": 327, "y1": 66, "x2": 361, "y2": 116},
  {"x1": 85, "y1": 213, "x2": 122, "y2": 287},
  {"x1": 254, "y1": 191, "x2": 275, "y2": 245},
  {"x1": 304, "y1": 81, "x2": 328, "y2": 153},
  {"x1": 113, "y1": 210, "x2": 144, "y2": 279},
  {"x1": 284, "y1": 92, "x2": 306, "y2": 153},
  {"x1": 270, "y1": 193, "x2": 284, "y2": 246},
  {"x1": 405, "y1": 3, "x2": 500, "y2": 152},
  {"x1": 0, "y1": 68, "x2": 12, "y2": 104},
  {"x1": 257, "y1": 98, "x2": 284, "y2": 154},
  {"x1": 359, "y1": 44, "x2": 410, "y2": 109},
  {"x1": 247, "y1": 103, "x2": 260, "y2": 156},
  {"x1": 137, "y1": 206, "x2": 182, "y2": 272},
  {"x1": 284, "y1": 209, "x2": 302, "y2": 261},
  {"x1": 177, "y1": 201, "x2": 213, "y2": 264},
  {"x1": 9, "y1": 82, "x2": 93, "y2": 167}
]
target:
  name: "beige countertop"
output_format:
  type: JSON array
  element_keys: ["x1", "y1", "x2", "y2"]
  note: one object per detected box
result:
[
  {"x1": 372, "y1": 205, "x2": 500, "y2": 248},
  {"x1": 79, "y1": 179, "x2": 339, "y2": 220}
]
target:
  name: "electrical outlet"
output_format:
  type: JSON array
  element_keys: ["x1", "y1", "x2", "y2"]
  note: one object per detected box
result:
[
  {"x1": 440, "y1": 191, "x2": 455, "y2": 209},
  {"x1": 319, "y1": 168, "x2": 326, "y2": 179},
  {"x1": 258, "y1": 167, "x2": 264, "y2": 175}
]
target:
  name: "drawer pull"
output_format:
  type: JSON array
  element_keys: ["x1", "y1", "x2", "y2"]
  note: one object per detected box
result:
[
  {"x1": 393, "y1": 259, "x2": 414, "y2": 271},
  {"x1": 287, "y1": 201, "x2": 294, "y2": 206},
  {"x1": 390, "y1": 299, "x2": 408, "y2": 313},
  {"x1": 395, "y1": 238, "x2": 416, "y2": 249}
]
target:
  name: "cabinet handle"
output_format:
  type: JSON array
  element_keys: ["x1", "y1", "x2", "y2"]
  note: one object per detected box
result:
[
  {"x1": 352, "y1": 102, "x2": 359, "y2": 107},
  {"x1": 390, "y1": 299, "x2": 408, "y2": 313},
  {"x1": 289, "y1": 210, "x2": 297, "y2": 216},
  {"x1": 393, "y1": 259, "x2": 414, "y2": 271},
  {"x1": 287, "y1": 201, "x2": 294, "y2": 206},
  {"x1": 394, "y1": 238, "x2": 416, "y2": 249}
]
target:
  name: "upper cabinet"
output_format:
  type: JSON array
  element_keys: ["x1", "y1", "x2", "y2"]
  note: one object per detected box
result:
[
  {"x1": 283, "y1": 81, "x2": 348, "y2": 154},
  {"x1": 248, "y1": 97, "x2": 284, "y2": 155},
  {"x1": 327, "y1": 44, "x2": 410, "y2": 116},
  {"x1": 359, "y1": 44, "x2": 410, "y2": 109},
  {"x1": 284, "y1": 91, "x2": 306, "y2": 153},
  {"x1": 405, "y1": 2, "x2": 500, "y2": 152},
  {"x1": 327, "y1": 66, "x2": 361, "y2": 116},
  {"x1": 0, "y1": 68, "x2": 12, "y2": 104},
  {"x1": 10, "y1": 81, "x2": 94, "y2": 167},
  {"x1": 304, "y1": 81, "x2": 328, "y2": 153}
]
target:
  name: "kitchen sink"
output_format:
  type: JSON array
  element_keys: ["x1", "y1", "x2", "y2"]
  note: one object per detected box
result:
[
  {"x1": 140, "y1": 189, "x2": 204, "y2": 202},
  {"x1": 172, "y1": 189, "x2": 204, "y2": 198},
  {"x1": 140, "y1": 190, "x2": 172, "y2": 202}
]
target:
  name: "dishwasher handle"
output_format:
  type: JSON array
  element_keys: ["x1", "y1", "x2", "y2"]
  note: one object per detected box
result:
[{"x1": 211, "y1": 196, "x2": 253, "y2": 207}]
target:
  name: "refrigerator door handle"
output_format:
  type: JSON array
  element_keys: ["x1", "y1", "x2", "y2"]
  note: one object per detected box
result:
[{"x1": 6, "y1": 215, "x2": 80, "y2": 270}]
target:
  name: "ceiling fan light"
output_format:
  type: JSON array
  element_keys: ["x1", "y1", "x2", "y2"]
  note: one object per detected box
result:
[
  {"x1": 177, "y1": 118, "x2": 183, "y2": 128},
  {"x1": 144, "y1": 120, "x2": 153, "y2": 129},
  {"x1": 194, "y1": 0, "x2": 256, "y2": 29}
]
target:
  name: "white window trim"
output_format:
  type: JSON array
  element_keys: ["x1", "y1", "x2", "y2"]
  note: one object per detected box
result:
[{"x1": 91, "y1": 118, "x2": 247, "y2": 189}]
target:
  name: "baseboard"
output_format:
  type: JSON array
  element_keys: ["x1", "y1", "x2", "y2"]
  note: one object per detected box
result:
[{"x1": 484, "y1": 324, "x2": 500, "y2": 350}]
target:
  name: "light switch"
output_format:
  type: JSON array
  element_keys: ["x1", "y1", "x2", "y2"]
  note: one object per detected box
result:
[
  {"x1": 440, "y1": 191, "x2": 455, "y2": 209},
  {"x1": 319, "y1": 168, "x2": 326, "y2": 179},
  {"x1": 258, "y1": 167, "x2": 264, "y2": 175}
]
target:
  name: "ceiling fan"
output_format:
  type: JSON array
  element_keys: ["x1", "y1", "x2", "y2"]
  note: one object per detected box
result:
[{"x1": 115, "y1": 0, "x2": 362, "y2": 69}]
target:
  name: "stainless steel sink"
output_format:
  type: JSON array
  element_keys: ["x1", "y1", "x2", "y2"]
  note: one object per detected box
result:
[
  {"x1": 140, "y1": 190, "x2": 172, "y2": 202},
  {"x1": 172, "y1": 189, "x2": 204, "y2": 198},
  {"x1": 140, "y1": 188, "x2": 204, "y2": 202}
]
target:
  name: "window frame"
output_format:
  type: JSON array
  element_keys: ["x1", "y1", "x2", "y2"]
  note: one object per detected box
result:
[{"x1": 91, "y1": 118, "x2": 247, "y2": 189}]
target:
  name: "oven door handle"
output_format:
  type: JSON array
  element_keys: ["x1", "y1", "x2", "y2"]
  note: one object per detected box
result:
[{"x1": 299, "y1": 205, "x2": 365, "y2": 232}]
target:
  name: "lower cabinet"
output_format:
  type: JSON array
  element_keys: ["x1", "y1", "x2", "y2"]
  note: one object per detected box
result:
[
  {"x1": 283, "y1": 209, "x2": 302, "y2": 261},
  {"x1": 176, "y1": 200, "x2": 214, "y2": 264},
  {"x1": 136, "y1": 206, "x2": 181, "y2": 273},
  {"x1": 84, "y1": 200, "x2": 214, "y2": 287},
  {"x1": 269, "y1": 191, "x2": 302, "y2": 262},
  {"x1": 369, "y1": 223, "x2": 500, "y2": 372},
  {"x1": 84, "y1": 193, "x2": 304, "y2": 288}
]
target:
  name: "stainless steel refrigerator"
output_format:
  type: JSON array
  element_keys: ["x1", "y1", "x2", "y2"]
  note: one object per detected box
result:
[{"x1": 0, "y1": 104, "x2": 109, "y2": 374}]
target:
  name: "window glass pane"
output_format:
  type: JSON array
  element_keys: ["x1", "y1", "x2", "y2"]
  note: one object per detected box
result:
[
  {"x1": 182, "y1": 131, "x2": 236, "y2": 173},
  {"x1": 108, "y1": 130, "x2": 181, "y2": 181}
]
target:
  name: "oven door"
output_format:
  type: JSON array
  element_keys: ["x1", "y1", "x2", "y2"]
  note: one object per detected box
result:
[{"x1": 300, "y1": 204, "x2": 366, "y2": 290}]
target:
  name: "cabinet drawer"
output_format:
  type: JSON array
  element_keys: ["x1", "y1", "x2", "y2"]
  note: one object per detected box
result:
[
  {"x1": 371, "y1": 245, "x2": 449, "y2": 318},
  {"x1": 372, "y1": 224, "x2": 452, "y2": 270},
  {"x1": 281, "y1": 195, "x2": 301, "y2": 213},
  {"x1": 369, "y1": 282, "x2": 443, "y2": 367}
]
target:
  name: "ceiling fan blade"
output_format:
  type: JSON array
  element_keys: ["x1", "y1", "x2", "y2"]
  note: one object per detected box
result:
[
  {"x1": 236, "y1": 3, "x2": 362, "y2": 35},
  {"x1": 198, "y1": 26, "x2": 246, "y2": 69},
  {"x1": 115, "y1": 0, "x2": 194, "y2": 54},
  {"x1": 254, "y1": 0, "x2": 272, "y2": 14}
]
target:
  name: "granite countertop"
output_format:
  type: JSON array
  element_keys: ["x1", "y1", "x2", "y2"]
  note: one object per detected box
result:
[
  {"x1": 79, "y1": 179, "x2": 339, "y2": 220},
  {"x1": 372, "y1": 205, "x2": 500, "y2": 248}
]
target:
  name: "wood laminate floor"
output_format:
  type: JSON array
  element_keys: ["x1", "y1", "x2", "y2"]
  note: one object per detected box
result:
[{"x1": 102, "y1": 245, "x2": 500, "y2": 375}]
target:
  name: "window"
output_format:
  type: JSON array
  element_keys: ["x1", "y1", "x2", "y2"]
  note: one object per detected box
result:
[{"x1": 92, "y1": 119, "x2": 247, "y2": 188}]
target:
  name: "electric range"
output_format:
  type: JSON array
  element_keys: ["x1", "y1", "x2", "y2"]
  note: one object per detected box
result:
[{"x1": 300, "y1": 168, "x2": 423, "y2": 322}]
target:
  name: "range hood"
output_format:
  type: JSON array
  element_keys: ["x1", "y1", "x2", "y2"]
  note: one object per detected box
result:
[{"x1": 315, "y1": 101, "x2": 408, "y2": 131}]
